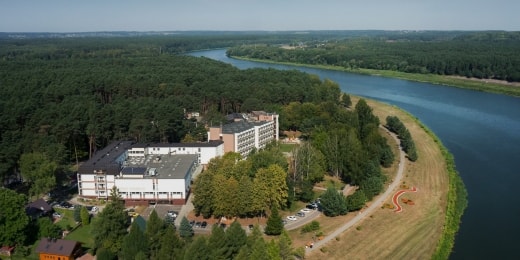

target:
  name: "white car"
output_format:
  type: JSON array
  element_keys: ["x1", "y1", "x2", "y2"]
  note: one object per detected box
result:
[
  {"x1": 300, "y1": 208, "x2": 311, "y2": 213},
  {"x1": 286, "y1": 215, "x2": 297, "y2": 221},
  {"x1": 52, "y1": 212, "x2": 62, "y2": 218}
]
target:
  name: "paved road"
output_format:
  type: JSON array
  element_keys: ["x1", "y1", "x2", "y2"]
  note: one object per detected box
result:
[
  {"x1": 306, "y1": 127, "x2": 406, "y2": 253},
  {"x1": 284, "y1": 209, "x2": 321, "y2": 230}
]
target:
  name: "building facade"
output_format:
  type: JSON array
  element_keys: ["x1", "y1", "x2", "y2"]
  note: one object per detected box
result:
[
  {"x1": 77, "y1": 140, "x2": 224, "y2": 205},
  {"x1": 35, "y1": 238, "x2": 81, "y2": 260},
  {"x1": 207, "y1": 111, "x2": 279, "y2": 157}
]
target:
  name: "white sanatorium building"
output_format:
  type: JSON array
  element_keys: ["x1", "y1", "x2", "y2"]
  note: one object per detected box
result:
[
  {"x1": 77, "y1": 111, "x2": 279, "y2": 205},
  {"x1": 77, "y1": 140, "x2": 224, "y2": 206}
]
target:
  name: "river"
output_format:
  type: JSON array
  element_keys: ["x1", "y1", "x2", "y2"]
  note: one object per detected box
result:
[{"x1": 187, "y1": 49, "x2": 520, "y2": 259}]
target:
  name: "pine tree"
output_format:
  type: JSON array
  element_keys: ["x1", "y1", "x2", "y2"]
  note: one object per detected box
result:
[
  {"x1": 178, "y1": 217, "x2": 194, "y2": 240},
  {"x1": 278, "y1": 230, "x2": 294, "y2": 260},
  {"x1": 236, "y1": 225, "x2": 263, "y2": 260},
  {"x1": 223, "y1": 221, "x2": 247, "y2": 259},
  {"x1": 320, "y1": 186, "x2": 348, "y2": 217},
  {"x1": 146, "y1": 210, "x2": 166, "y2": 258},
  {"x1": 184, "y1": 236, "x2": 209, "y2": 260},
  {"x1": 121, "y1": 221, "x2": 149, "y2": 260},
  {"x1": 91, "y1": 199, "x2": 128, "y2": 255},
  {"x1": 249, "y1": 238, "x2": 271, "y2": 260},
  {"x1": 346, "y1": 189, "x2": 368, "y2": 211},
  {"x1": 265, "y1": 206, "x2": 283, "y2": 236},
  {"x1": 80, "y1": 206, "x2": 90, "y2": 225},
  {"x1": 207, "y1": 224, "x2": 227, "y2": 259},
  {"x1": 156, "y1": 227, "x2": 184, "y2": 260},
  {"x1": 73, "y1": 205, "x2": 82, "y2": 222}
]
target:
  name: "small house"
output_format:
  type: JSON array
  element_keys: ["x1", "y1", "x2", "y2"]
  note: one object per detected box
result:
[
  {"x1": 26, "y1": 198, "x2": 52, "y2": 219},
  {"x1": 35, "y1": 238, "x2": 81, "y2": 260}
]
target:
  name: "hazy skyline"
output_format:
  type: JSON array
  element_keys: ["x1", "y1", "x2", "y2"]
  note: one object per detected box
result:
[{"x1": 1, "y1": 0, "x2": 519, "y2": 32}]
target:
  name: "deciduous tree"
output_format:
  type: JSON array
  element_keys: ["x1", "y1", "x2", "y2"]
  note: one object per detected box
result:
[
  {"x1": 0, "y1": 189, "x2": 29, "y2": 245},
  {"x1": 19, "y1": 152, "x2": 57, "y2": 197}
]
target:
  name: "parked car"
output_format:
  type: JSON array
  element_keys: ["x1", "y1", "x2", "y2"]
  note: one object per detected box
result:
[
  {"x1": 286, "y1": 215, "x2": 297, "y2": 221},
  {"x1": 194, "y1": 221, "x2": 202, "y2": 228},
  {"x1": 296, "y1": 212, "x2": 305, "y2": 217},
  {"x1": 248, "y1": 224, "x2": 254, "y2": 230},
  {"x1": 189, "y1": 220, "x2": 195, "y2": 227},
  {"x1": 219, "y1": 223, "x2": 227, "y2": 229},
  {"x1": 300, "y1": 208, "x2": 311, "y2": 213},
  {"x1": 307, "y1": 203, "x2": 318, "y2": 210},
  {"x1": 52, "y1": 212, "x2": 62, "y2": 218},
  {"x1": 167, "y1": 210, "x2": 177, "y2": 219},
  {"x1": 201, "y1": 221, "x2": 208, "y2": 228},
  {"x1": 59, "y1": 201, "x2": 73, "y2": 209}
]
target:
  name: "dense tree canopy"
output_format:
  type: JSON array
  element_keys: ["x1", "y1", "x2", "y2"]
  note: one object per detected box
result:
[
  {"x1": 193, "y1": 149, "x2": 289, "y2": 218},
  {"x1": 0, "y1": 36, "x2": 347, "y2": 186},
  {"x1": 0, "y1": 188, "x2": 29, "y2": 246},
  {"x1": 91, "y1": 199, "x2": 128, "y2": 255},
  {"x1": 227, "y1": 31, "x2": 520, "y2": 82}
]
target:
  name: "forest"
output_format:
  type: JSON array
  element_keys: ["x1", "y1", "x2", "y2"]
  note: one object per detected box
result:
[
  {"x1": 0, "y1": 35, "x2": 342, "y2": 187},
  {"x1": 226, "y1": 31, "x2": 520, "y2": 82},
  {"x1": 1, "y1": 34, "x2": 398, "y2": 259}
]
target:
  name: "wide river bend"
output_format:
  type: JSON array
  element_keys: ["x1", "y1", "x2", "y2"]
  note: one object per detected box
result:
[{"x1": 188, "y1": 49, "x2": 520, "y2": 259}]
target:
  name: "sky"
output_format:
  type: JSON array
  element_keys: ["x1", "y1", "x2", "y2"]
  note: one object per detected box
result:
[{"x1": 1, "y1": 0, "x2": 519, "y2": 32}]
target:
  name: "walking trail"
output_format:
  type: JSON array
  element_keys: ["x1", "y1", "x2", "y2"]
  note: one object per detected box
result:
[
  {"x1": 392, "y1": 186, "x2": 418, "y2": 213},
  {"x1": 306, "y1": 127, "x2": 407, "y2": 253}
]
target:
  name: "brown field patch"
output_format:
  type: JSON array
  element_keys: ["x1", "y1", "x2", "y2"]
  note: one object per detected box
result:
[{"x1": 303, "y1": 97, "x2": 449, "y2": 259}]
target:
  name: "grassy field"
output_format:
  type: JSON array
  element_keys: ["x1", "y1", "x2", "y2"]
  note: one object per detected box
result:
[{"x1": 300, "y1": 97, "x2": 451, "y2": 259}]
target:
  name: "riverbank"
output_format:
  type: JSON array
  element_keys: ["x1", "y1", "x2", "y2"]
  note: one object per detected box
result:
[
  {"x1": 229, "y1": 56, "x2": 520, "y2": 97},
  {"x1": 306, "y1": 97, "x2": 466, "y2": 259}
]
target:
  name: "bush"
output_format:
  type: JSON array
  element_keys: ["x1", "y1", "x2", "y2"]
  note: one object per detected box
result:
[
  {"x1": 319, "y1": 187, "x2": 348, "y2": 217},
  {"x1": 301, "y1": 221, "x2": 320, "y2": 233}
]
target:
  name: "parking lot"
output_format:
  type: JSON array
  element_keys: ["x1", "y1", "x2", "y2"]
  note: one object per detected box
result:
[{"x1": 139, "y1": 203, "x2": 182, "y2": 220}]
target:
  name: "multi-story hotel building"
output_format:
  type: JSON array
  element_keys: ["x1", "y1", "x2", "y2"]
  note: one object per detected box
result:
[
  {"x1": 77, "y1": 140, "x2": 224, "y2": 205},
  {"x1": 207, "y1": 111, "x2": 279, "y2": 158}
]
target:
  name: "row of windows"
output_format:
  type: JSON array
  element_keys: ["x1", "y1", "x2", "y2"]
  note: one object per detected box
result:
[{"x1": 134, "y1": 147, "x2": 202, "y2": 152}]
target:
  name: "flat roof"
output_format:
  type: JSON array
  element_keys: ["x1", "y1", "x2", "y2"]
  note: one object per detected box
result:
[
  {"x1": 78, "y1": 141, "x2": 133, "y2": 175},
  {"x1": 131, "y1": 140, "x2": 223, "y2": 148},
  {"x1": 221, "y1": 121, "x2": 268, "y2": 134},
  {"x1": 126, "y1": 154, "x2": 198, "y2": 179}
]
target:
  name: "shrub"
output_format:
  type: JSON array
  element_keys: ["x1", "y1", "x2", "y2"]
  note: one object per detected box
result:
[{"x1": 301, "y1": 221, "x2": 320, "y2": 233}]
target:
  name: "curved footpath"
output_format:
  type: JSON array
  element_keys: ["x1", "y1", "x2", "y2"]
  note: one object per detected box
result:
[
  {"x1": 306, "y1": 127, "x2": 407, "y2": 254},
  {"x1": 393, "y1": 186, "x2": 418, "y2": 213}
]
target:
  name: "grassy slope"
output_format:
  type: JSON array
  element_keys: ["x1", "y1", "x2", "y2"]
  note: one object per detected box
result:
[{"x1": 303, "y1": 97, "x2": 466, "y2": 259}]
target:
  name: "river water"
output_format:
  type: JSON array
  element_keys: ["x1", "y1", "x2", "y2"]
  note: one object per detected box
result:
[{"x1": 188, "y1": 49, "x2": 520, "y2": 259}]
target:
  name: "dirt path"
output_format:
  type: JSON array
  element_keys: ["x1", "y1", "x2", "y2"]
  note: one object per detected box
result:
[{"x1": 305, "y1": 127, "x2": 406, "y2": 253}]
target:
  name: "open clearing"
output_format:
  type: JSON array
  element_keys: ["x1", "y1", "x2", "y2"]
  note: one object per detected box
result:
[{"x1": 303, "y1": 97, "x2": 449, "y2": 259}]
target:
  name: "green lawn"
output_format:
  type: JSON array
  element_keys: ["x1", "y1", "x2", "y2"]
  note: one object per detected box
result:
[
  {"x1": 65, "y1": 225, "x2": 94, "y2": 250},
  {"x1": 54, "y1": 208, "x2": 77, "y2": 230},
  {"x1": 279, "y1": 143, "x2": 297, "y2": 153},
  {"x1": 54, "y1": 208, "x2": 94, "y2": 250}
]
